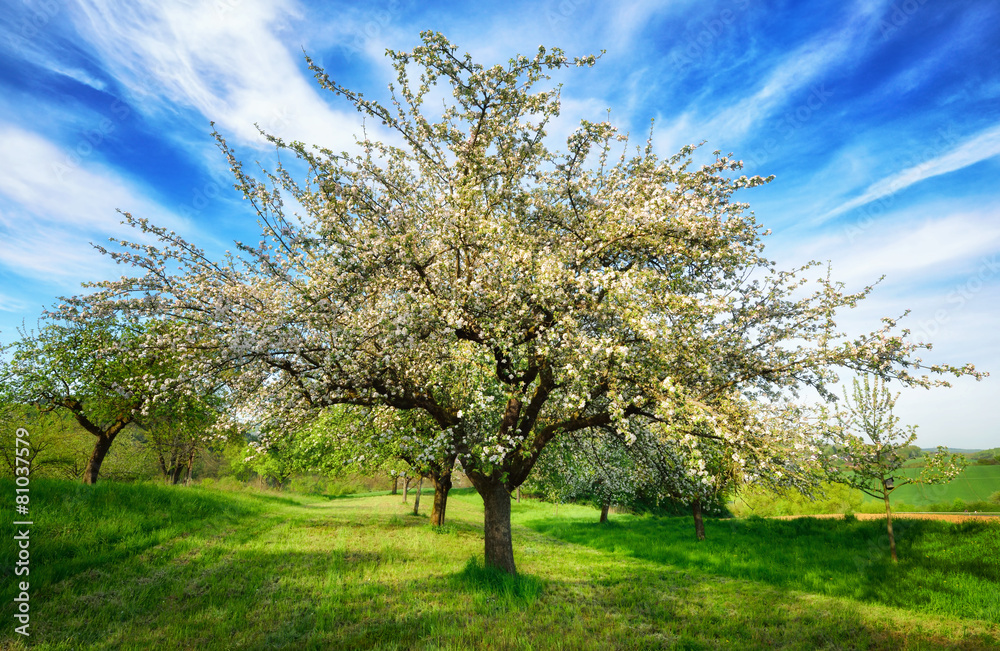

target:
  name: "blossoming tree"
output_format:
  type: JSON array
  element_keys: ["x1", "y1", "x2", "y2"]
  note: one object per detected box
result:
[
  {"x1": 65, "y1": 32, "x2": 982, "y2": 573},
  {"x1": 825, "y1": 375, "x2": 967, "y2": 561},
  {"x1": 1, "y1": 317, "x2": 220, "y2": 484},
  {"x1": 533, "y1": 399, "x2": 821, "y2": 539}
]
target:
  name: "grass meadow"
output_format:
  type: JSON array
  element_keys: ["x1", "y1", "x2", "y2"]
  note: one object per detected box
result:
[
  {"x1": 858, "y1": 465, "x2": 1000, "y2": 508},
  {"x1": 2, "y1": 479, "x2": 998, "y2": 650}
]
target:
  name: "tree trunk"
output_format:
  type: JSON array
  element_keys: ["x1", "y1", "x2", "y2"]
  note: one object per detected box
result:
[
  {"x1": 412, "y1": 476, "x2": 424, "y2": 515},
  {"x1": 391, "y1": 475, "x2": 398, "y2": 495},
  {"x1": 516, "y1": 486, "x2": 521, "y2": 503},
  {"x1": 185, "y1": 446, "x2": 196, "y2": 485},
  {"x1": 170, "y1": 463, "x2": 185, "y2": 485},
  {"x1": 430, "y1": 471, "x2": 452, "y2": 526},
  {"x1": 883, "y1": 493, "x2": 897, "y2": 562},
  {"x1": 600, "y1": 500, "x2": 610, "y2": 523},
  {"x1": 403, "y1": 476, "x2": 410, "y2": 502},
  {"x1": 83, "y1": 432, "x2": 117, "y2": 485},
  {"x1": 474, "y1": 477, "x2": 516, "y2": 575},
  {"x1": 692, "y1": 499, "x2": 706, "y2": 541}
]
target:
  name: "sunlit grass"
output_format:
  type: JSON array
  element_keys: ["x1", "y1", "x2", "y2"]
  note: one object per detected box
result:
[
  {"x1": 1, "y1": 480, "x2": 998, "y2": 650},
  {"x1": 519, "y1": 507, "x2": 1000, "y2": 621}
]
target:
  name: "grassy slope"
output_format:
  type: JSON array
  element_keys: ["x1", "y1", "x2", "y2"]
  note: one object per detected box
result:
[
  {"x1": 1, "y1": 480, "x2": 997, "y2": 650},
  {"x1": 861, "y1": 465, "x2": 1000, "y2": 507}
]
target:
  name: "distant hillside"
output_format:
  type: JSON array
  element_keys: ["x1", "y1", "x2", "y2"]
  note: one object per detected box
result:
[
  {"x1": 860, "y1": 465, "x2": 1000, "y2": 507},
  {"x1": 921, "y1": 447, "x2": 982, "y2": 453}
]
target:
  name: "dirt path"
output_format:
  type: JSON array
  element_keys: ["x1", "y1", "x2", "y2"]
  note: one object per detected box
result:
[{"x1": 773, "y1": 512, "x2": 1000, "y2": 523}]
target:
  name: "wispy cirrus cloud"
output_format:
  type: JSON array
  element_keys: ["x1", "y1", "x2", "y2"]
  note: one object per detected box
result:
[
  {"x1": 815, "y1": 123, "x2": 1000, "y2": 224},
  {"x1": 653, "y1": 0, "x2": 892, "y2": 153},
  {"x1": 0, "y1": 292, "x2": 28, "y2": 314},
  {"x1": 0, "y1": 125, "x2": 195, "y2": 284},
  {"x1": 68, "y1": 0, "x2": 367, "y2": 151},
  {"x1": 775, "y1": 207, "x2": 1000, "y2": 290}
]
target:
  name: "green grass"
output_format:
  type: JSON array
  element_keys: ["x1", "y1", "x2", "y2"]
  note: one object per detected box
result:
[
  {"x1": 520, "y1": 509, "x2": 1000, "y2": 621},
  {"x1": 2, "y1": 480, "x2": 998, "y2": 650},
  {"x1": 859, "y1": 465, "x2": 1000, "y2": 507},
  {"x1": 733, "y1": 466, "x2": 1000, "y2": 516}
]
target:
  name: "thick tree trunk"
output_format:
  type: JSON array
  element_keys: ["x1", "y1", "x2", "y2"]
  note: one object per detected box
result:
[
  {"x1": 600, "y1": 501, "x2": 610, "y2": 523},
  {"x1": 474, "y1": 477, "x2": 516, "y2": 575},
  {"x1": 430, "y1": 472, "x2": 452, "y2": 526},
  {"x1": 412, "y1": 476, "x2": 424, "y2": 515},
  {"x1": 170, "y1": 463, "x2": 185, "y2": 485},
  {"x1": 391, "y1": 475, "x2": 398, "y2": 495},
  {"x1": 692, "y1": 499, "x2": 706, "y2": 541},
  {"x1": 83, "y1": 432, "x2": 117, "y2": 485},
  {"x1": 884, "y1": 493, "x2": 897, "y2": 562}
]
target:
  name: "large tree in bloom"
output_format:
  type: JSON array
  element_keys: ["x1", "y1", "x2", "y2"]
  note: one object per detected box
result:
[{"x1": 65, "y1": 32, "x2": 982, "y2": 574}]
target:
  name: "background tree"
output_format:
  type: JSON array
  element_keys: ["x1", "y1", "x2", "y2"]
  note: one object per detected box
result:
[
  {"x1": 0, "y1": 403, "x2": 84, "y2": 478},
  {"x1": 825, "y1": 375, "x2": 967, "y2": 561},
  {"x1": 290, "y1": 406, "x2": 458, "y2": 524},
  {"x1": 140, "y1": 392, "x2": 228, "y2": 484},
  {"x1": 3, "y1": 317, "x2": 153, "y2": 484},
  {"x1": 1, "y1": 316, "x2": 221, "y2": 484},
  {"x1": 65, "y1": 32, "x2": 983, "y2": 573},
  {"x1": 535, "y1": 399, "x2": 821, "y2": 539},
  {"x1": 526, "y1": 428, "x2": 645, "y2": 523}
]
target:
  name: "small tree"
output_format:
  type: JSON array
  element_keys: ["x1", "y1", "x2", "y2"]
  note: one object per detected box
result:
[
  {"x1": 826, "y1": 375, "x2": 967, "y2": 561},
  {"x1": 527, "y1": 428, "x2": 645, "y2": 523},
  {"x1": 282, "y1": 405, "x2": 457, "y2": 524}
]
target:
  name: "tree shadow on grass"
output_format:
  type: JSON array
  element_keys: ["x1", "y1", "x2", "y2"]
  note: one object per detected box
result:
[
  {"x1": 523, "y1": 514, "x2": 1000, "y2": 623},
  {"x1": 25, "y1": 544, "x2": 999, "y2": 650}
]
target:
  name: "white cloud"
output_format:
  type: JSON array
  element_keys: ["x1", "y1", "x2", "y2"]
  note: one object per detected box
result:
[
  {"x1": 816, "y1": 123, "x2": 1000, "y2": 223},
  {"x1": 778, "y1": 210, "x2": 1000, "y2": 290},
  {"x1": 0, "y1": 125, "x2": 196, "y2": 284},
  {"x1": 655, "y1": 0, "x2": 890, "y2": 154},
  {"x1": 0, "y1": 293, "x2": 28, "y2": 313},
  {"x1": 69, "y1": 0, "x2": 368, "y2": 151},
  {"x1": 46, "y1": 64, "x2": 108, "y2": 91},
  {"x1": 604, "y1": 0, "x2": 680, "y2": 50}
]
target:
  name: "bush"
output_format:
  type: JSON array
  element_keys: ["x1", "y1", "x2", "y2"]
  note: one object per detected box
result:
[{"x1": 991, "y1": 491, "x2": 1000, "y2": 504}]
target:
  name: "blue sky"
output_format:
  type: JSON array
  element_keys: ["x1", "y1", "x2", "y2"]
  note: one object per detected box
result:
[{"x1": 1, "y1": 0, "x2": 997, "y2": 448}]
